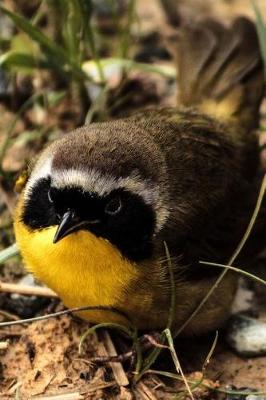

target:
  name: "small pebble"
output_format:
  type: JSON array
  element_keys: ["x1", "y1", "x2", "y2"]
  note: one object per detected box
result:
[{"x1": 226, "y1": 314, "x2": 266, "y2": 357}]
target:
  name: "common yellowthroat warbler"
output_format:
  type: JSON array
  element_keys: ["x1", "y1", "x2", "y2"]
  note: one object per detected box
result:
[{"x1": 14, "y1": 17, "x2": 265, "y2": 334}]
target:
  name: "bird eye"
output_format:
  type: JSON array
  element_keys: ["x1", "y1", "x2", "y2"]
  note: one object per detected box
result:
[
  {"x1": 48, "y1": 189, "x2": 53, "y2": 203},
  {"x1": 105, "y1": 196, "x2": 122, "y2": 215}
]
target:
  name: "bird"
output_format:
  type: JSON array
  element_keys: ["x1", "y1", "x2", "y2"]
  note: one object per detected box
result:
[{"x1": 14, "y1": 17, "x2": 265, "y2": 335}]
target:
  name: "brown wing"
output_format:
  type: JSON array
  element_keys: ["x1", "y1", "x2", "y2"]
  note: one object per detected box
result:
[{"x1": 168, "y1": 17, "x2": 264, "y2": 132}]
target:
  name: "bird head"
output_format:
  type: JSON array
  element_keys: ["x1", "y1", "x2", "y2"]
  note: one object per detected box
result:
[{"x1": 20, "y1": 122, "x2": 170, "y2": 261}]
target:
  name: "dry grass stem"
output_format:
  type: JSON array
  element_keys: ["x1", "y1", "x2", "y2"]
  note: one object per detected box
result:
[
  {"x1": 0, "y1": 281, "x2": 58, "y2": 297},
  {"x1": 101, "y1": 330, "x2": 130, "y2": 387},
  {"x1": 135, "y1": 381, "x2": 158, "y2": 400},
  {"x1": 31, "y1": 393, "x2": 83, "y2": 400}
]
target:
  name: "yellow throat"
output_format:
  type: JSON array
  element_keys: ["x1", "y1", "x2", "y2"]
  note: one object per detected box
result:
[{"x1": 14, "y1": 198, "x2": 139, "y2": 325}]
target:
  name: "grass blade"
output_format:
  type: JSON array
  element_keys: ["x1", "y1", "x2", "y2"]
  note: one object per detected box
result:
[
  {"x1": 79, "y1": 322, "x2": 133, "y2": 354},
  {"x1": 119, "y1": 0, "x2": 136, "y2": 59},
  {"x1": 62, "y1": 0, "x2": 82, "y2": 66},
  {"x1": 79, "y1": 0, "x2": 105, "y2": 82},
  {"x1": 0, "y1": 6, "x2": 88, "y2": 81},
  {"x1": 0, "y1": 244, "x2": 19, "y2": 265},
  {"x1": 0, "y1": 51, "x2": 48, "y2": 70},
  {"x1": 82, "y1": 58, "x2": 176, "y2": 82},
  {"x1": 0, "y1": 6, "x2": 68, "y2": 62},
  {"x1": 200, "y1": 261, "x2": 266, "y2": 286},
  {"x1": 136, "y1": 242, "x2": 176, "y2": 380},
  {"x1": 253, "y1": 1, "x2": 266, "y2": 72},
  {"x1": 164, "y1": 328, "x2": 195, "y2": 400},
  {"x1": 202, "y1": 331, "x2": 218, "y2": 371},
  {"x1": 147, "y1": 370, "x2": 266, "y2": 397}
]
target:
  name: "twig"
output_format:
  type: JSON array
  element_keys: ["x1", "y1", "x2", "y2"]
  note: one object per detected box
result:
[
  {"x1": 0, "y1": 281, "x2": 58, "y2": 297},
  {"x1": 0, "y1": 305, "x2": 130, "y2": 328},
  {"x1": 6, "y1": 381, "x2": 22, "y2": 395},
  {"x1": 135, "y1": 381, "x2": 158, "y2": 400},
  {"x1": 83, "y1": 381, "x2": 117, "y2": 393},
  {"x1": 101, "y1": 330, "x2": 129, "y2": 387},
  {"x1": 86, "y1": 332, "x2": 166, "y2": 366},
  {"x1": 90, "y1": 350, "x2": 133, "y2": 364},
  {"x1": 0, "y1": 309, "x2": 20, "y2": 321},
  {"x1": 31, "y1": 393, "x2": 83, "y2": 400},
  {"x1": 142, "y1": 334, "x2": 168, "y2": 349},
  {"x1": 0, "y1": 328, "x2": 24, "y2": 338}
]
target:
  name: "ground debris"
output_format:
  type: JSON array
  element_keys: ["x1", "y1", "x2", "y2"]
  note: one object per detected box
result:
[{"x1": 0, "y1": 316, "x2": 95, "y2": 397}]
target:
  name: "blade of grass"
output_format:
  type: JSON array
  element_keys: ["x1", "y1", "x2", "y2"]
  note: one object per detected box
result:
[
  {"x1": 0, "y1": 244, "x2": 19, "y2": 265},
  {"x1": 147, "y1": 370, "x2": 266, "y2": 397},
  {"x1": 62, "y1": 0, "x2": 82, "y2": 66},
  {"x1": 202, "y1": 331, "x2": 218, "y2": 373},
  {"x1": 164, "y1": 328, "x2": 195, "y2": 400},
  {"x1": 0, "y1": 6, "x2": 88, "y2": 81},
  {"x1": 85, "y1": 85, "x2": 108, "y2": 124},
  {"x1": 77, "y1": 307, "x2": 142, "y2": 375},
  {"x1": 119, "y1": 0, "x2": 136, "y2": 59},
  {"x1": 0, "y1": 6, "x2": 68, "y2": 62},
  {"x1": 0, "y1": 51, "x2": 49, "y2": 70},
  {"x1": 136, "y1": 242, "x2": 176, "y2": 380},
  {"x1": 79, "y1": 322, "x2": 133, "y2": 354},
  {"x1": 185, "y1": 331, "x2": 219, "y2": 395},
  {"x1": 200, "y1": 261, "x2": 266, "y2": 286},
  {"x1": 80, "y1": 0, "x2": 105, "y2": 83},
  {"x1": 252, "y1": 0, "x2": 266, "y2": 73},
  {"x1": 132, "y1": 328, "x2": 143, "y2": 376},
  {"x1": 82, "y1": 58, "x2": 176, "y2": 82},
  {"x1": 30, "y1": 0, "x2": 46, "y2": 26},
  {"x1": 175, "y1": 174, "x2": 266, "y2": 336},
  {"x1": 164, "y1": 242, "x2": 176, "y2": 329}
]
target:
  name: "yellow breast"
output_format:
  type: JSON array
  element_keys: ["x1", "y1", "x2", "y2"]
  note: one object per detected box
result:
[{"x1": 14, "y1": 199, "x2": 139, "y2": 326}]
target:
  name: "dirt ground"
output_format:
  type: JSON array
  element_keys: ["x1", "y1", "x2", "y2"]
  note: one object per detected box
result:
[{"x1": 0, "y1": 0, "x2": 266, "y2": 398}]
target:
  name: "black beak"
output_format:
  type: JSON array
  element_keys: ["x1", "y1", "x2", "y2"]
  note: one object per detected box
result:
[
  {"x1": 53, "y1": 210, "x2": 100, "y2": 244},
  {"x1": 53, "y1": 210, "x2": 78, "y2": 244}
]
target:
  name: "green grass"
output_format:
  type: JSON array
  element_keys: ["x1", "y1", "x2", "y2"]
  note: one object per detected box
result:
[
  {"x1": 0, "y1": 3, "x2": 96, "y2": 82},
  {"x1": 0, "y1": 243, "x2": 19, "y2": 264},
  {"x1": 253, "y1": 0, "x2": 266, "y2": 74}
]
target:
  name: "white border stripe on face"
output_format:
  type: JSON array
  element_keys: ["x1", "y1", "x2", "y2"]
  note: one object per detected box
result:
[
  {"x1": 24, "y1": 164, "x2": 170, "y2": 232},
  {"x1": 24, "y1": 157, "x2": 52, "y2": 200},
  {"x1": 51, "y1": 168, "x2": 169, "y2": 231}
]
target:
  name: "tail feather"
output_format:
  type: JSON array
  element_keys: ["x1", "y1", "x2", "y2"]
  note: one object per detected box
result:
[{"x1": 168, "y1": 17, "x2": 264, "y2": 132}]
